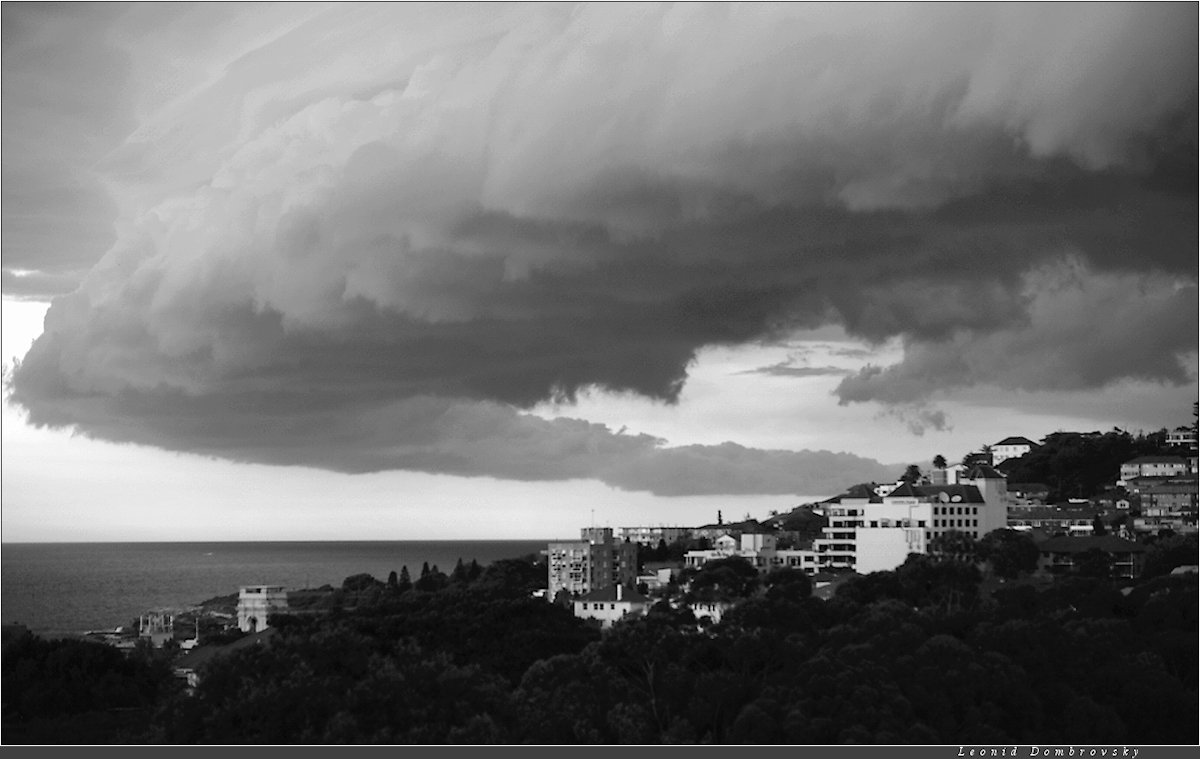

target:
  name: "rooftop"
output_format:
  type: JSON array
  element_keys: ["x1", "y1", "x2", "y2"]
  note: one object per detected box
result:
[
  {"x1": 576, "y1": 585, "x2": 649, "y2": 604},
  {"x1": 966, "y1": 463, "x2": 1006, "y2": 480},
  {"x1": 995, "y1": 436, "x2": 1038, "y2": 447},
  {"x1": 1124, "y1": 455, "x2": 1188, "y2": 465},
  {"x1": 914, "y1": 484, "x2": 986, "y2": 503}
]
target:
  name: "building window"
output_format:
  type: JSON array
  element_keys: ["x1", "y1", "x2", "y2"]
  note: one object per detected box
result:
[{"x1": 918, "y1": 520, "x2": 926, "y2": 527}]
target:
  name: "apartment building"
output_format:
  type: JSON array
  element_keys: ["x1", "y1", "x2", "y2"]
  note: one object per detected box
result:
[
  {"x1": 1119, "y1": 456, "x2": 1189, "y2": 484},
  {"x1": 547, "y1": 527, "x2": 638, "y2": 600},
  {"x1": 798, "y1": 465, "x2": 1009, "y2": 573},
  {"x1": 615, "y1": 525, "x2": 692, "y2": 547},
  {"x1": 1166, "y1": 425, "x2": 1197, "y2": 451}
]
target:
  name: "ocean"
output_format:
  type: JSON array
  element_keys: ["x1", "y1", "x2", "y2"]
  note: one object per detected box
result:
[{"x1": 1, "y1": 540, "x2": 551, "y2": 637}]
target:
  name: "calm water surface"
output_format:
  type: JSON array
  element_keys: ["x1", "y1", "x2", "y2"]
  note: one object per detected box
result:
[{"x1": 1, "y1": 540, "x2": 550, "y2": 636}]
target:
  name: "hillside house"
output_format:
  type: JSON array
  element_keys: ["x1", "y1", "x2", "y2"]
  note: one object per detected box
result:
[
  {"x1": 573, "y1": 584, "x2": 649, "y2": 628},
  {"x1": 992, "y1": 436, "x2": 1038, "y2": 466}
]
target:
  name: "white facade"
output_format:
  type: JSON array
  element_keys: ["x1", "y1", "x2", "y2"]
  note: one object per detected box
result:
[
  {"x1": 573, "y1": 584, "x2": 649, "y2": 628},
  {"x1": 689, "y1": 601, "x2": 735, "y2": 625},
  {"x1": 855, "y1": 527, "x2": 928, "y2": 574},
  {"x1": 1120, "y1": 457, "x2": 1189, "y2": 483},
  {"x1": 813, "y1": 499, "x2": 932, "y2": 573},
  {"x1": 992, "y1": 437, "x2": 1036, "y2": 466},
  {"x1": 684, "y1": 533, "x2": 779, "y2": 572},
  {"x1": 1167, "y1": 426, "x2": 1197, "y2": 448},
  {"x1": 237, "y1": 586, "x2": 288, "y2": 633}
]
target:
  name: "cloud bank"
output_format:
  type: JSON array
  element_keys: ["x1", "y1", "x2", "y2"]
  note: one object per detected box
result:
[{"x1": 6, "y1": 3, "x2": 1197, "y2": 494}]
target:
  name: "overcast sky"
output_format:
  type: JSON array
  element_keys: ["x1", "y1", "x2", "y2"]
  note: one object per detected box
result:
[{"x1": 3, "y1": 3, "x2": 1196, "y2": 542}]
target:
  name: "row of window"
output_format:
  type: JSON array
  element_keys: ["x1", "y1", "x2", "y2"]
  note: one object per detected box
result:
[
  {"x1": 934, "y1": 519, "x2": 977, "y2": 528},
  {"x1": 579, "y1": 602, "x2": 620, "y2": 611},
  {"x1": 935, "y1": 506, "x2": 977, "y2": 515}
]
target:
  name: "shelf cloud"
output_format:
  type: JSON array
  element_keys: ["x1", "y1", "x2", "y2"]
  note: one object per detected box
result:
[{"x1": 6, "y1": 3, "x2": 1196, "y2": 493}]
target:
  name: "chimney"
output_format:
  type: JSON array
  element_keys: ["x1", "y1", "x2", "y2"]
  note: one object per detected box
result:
[{"x1": 617, "y1": 584, "x2": 623, "y2": 601}]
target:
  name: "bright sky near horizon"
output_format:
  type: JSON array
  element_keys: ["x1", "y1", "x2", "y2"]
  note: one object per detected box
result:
[{"x1": 2, "y1": 3, "x2": 1196, "y2": 542}]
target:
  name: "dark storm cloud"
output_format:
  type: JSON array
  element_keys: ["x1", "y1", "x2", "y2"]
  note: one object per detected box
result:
[
  {"x1": 6, "y1": 3, "x2": 1198, "y2": 492},
  {"x1": 1, "y1": 3, "x2": 134, "y2": 296},
  {"x1": 834, "y1": 260, "x2": 1198, "y2": 405}
]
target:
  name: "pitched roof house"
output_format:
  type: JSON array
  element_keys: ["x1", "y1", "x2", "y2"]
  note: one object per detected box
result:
[{"x1": 573, "y1": 584, "x2": 650, "y2": 628}]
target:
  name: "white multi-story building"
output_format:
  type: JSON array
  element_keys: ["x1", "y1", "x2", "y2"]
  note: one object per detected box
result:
[
  {"x1": 237, "y1": 586, "x2": 288, "y2": 633},
  {"x1": 802, "y1": 465, "x2": 1010, "y2": 573},
  {"x1": 679, "y1": 466, "x2": 1012, "y2": 578},
  {"x1": 992, "y1": 436, "x2": 1038, "y2": 466},
  {"x1": 1167, "y1": 426, "x2": 1198, "y2": 450},
  {"x1": 1119, "y1": 456, "x2": 1190, "y2": 484}
]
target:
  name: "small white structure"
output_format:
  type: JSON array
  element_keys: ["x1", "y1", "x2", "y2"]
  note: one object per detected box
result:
[
  {"x1": 992, "y1": 436, "x2": 1038, "y2": 466},
  {"x1": 237, "y1": 585, "x2": 288, "y2": 633},
  {"x1": 689, "y1": 600, "x2": 735, "y2": 625},
  {"x1": 139, "y1": 611, "x2": 174, "y2": 648},
  {"x1": 573, "y1": 584, "x2": 649, "y2": 628}
]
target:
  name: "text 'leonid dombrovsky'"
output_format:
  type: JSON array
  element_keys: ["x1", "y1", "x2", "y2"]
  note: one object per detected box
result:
[{"x1": 959, "y1": 749, "x2": 1140, "y2": 758}]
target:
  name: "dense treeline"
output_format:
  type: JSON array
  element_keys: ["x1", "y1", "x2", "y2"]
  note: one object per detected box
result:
[
  {"x1": 1001, "y1": 429, "x2": 1186, "y2": 501},
  {"x1": 141, "y1": 550, "x2": 1196, "y2": 744},
  {"x1": 5, "y1": 546, "x2": 1196, "y2": 744},
  {"x1": 1, "y1": 630, "x2": 179, "y2": 743}
]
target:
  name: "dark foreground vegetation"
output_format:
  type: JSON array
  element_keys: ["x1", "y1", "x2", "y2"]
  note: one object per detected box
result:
[{"x1": 3, "y1": 545, "x2": 1196, "y2": 744}]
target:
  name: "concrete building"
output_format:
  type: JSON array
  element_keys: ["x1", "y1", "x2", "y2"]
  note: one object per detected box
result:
[
  {"x1": 1119, "y1": 456, "x2": 1189, "y2": 484},
  {"x1": 1007, "y1": 506, "x2": 1099, "y2": 535},
  {"x1": 615, "y1": 526, "x2": 692, "y2": 547},
  {"x1": 573, "y1": 584, "x2": 649, "y2": 628},
  {"x1": 808, "y1": 485, "x2": 932, "y2": 573},
  {"x1": 1166, "y1": 425, "x2": 1197, "y2": 451},
  {"x1": 1131, "y1": 476, "x2": 1198, "y2": 534},
  {"x1": 547, "y1": 527, "x2": 638, "y2": 600},
  {"x1": 237, "y1": 586, "x2": 288, "y2": 633},
  {"x1": 684, "y1": 532, "x2": 776, "y2": 571},
  {"x1": 794, "y1": 466, "x2": 1010, "y2": 574},
  {"x1": 992, "y1": 436, "x2": 1038, "y2": 466}
]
